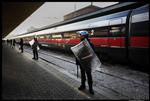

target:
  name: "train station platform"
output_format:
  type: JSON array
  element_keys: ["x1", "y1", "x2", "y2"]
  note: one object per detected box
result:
[
  {"x1": 2, "y1": 43, "x2": 106, "y2": 100},
  {"x1": 2, "y1": 42, "x2": 149, "y2": 100}
]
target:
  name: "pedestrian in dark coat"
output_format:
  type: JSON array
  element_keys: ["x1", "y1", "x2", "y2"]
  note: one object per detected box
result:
[
  {"x1": 32, "y1": 37, "x2": 39, "y2": 60},
  {"x1": 76, "y1": 30, "x2": 95, "y2": 95},
  {"x1": 10, "y1": 40, "x2": 13, "y2": 47},
  {"x1": 13, "y1": 39, "x2": 16, "y2": 47},
  {"x1": 19, "y1": 38, "x2": 24, "y2": 53},
  {"x1": 7, "y1": 39, "x2": 9, "y2": 45}
]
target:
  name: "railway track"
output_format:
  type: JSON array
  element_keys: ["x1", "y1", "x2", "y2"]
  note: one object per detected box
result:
[{"x1": 22, "y1": 45, "x2": 148, "y2": 88}]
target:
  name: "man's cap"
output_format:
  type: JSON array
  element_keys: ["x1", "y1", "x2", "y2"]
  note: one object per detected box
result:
[{"x1": 76, "y1": 30, "x2": 88, "y2": 36}]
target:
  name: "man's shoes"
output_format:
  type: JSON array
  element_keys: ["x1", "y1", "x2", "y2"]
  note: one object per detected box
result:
[
  {"x1": 89, "y1": 89, "x2": 94, "y2": 95},
  {"x1": 78, "y1": 85, "x2": 85, "y2": 90},
  {"x1": 32, "y1": 57, "x2": 35, "y2": 59}
]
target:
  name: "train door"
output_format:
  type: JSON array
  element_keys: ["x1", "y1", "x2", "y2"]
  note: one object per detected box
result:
[
  {"x1": 108, "y1": 18, "x2": 127, "y2": 63},
  {"x1": 128, "y1": 4, "x2": 149, "y2": 69}
]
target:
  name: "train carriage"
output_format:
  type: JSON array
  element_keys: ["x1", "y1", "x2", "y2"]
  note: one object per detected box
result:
[{"x1": 14, "y1": 4, "x2": 149, "y2": 70}]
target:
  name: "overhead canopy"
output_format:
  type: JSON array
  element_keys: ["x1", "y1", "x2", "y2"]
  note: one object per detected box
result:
[{"x1": 2, "y1": 2, "x2": 44, "y2": 38}]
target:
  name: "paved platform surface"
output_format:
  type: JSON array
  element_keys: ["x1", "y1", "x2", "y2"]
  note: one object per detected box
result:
[{"x1": 2, "y1": 43, "x2": 95, "y2": 100}]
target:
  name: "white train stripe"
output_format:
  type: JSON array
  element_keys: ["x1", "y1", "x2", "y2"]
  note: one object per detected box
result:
[{"x1": 132, "y1": 12, "x2": 149, "y2": 23}]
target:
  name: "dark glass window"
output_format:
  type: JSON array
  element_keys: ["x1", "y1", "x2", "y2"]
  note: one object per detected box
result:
[
  {"x1": 131, "y1": 21, "x2": 149, "y2": 36},
  {"x1": 44, "y1": 35, "x2": 51, "y2": 39},
  {"x1": 63, "y1": 32, "x2": 79, "y2": 38},
  {"x1": 89, "y1": 27, "x2": 109, "y2": 37},
  {"x1": 52, "y1": 33, "x2": 62, "y2": 39},
  {"x1": 109, "y1": 25, "x2": 125, "y2": 37},
  {"x1": 38, "y1": 35, "x2": 45, "y2": 39}
]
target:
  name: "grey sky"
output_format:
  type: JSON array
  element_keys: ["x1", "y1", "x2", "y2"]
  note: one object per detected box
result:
[{"x1": 5, "y1": 2, "x2": 118, "y2": 39}]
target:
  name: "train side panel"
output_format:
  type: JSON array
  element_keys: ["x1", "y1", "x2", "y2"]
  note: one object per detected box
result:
[{"x1": 128, "y1": 4, "x2": 149, "y2": 68}]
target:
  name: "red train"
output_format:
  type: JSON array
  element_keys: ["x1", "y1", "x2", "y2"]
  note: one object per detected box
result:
[{"x1": 16, "y1": 4, "x2": 149, "y2": 70}]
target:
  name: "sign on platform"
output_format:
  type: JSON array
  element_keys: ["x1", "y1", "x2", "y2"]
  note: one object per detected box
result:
[{"x1": 29, "y1": 39, "x2": 35, "y2": 46}]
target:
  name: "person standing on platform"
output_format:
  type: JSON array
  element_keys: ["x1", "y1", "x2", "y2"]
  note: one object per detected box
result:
[
  {"x1": 75, "y1": 30, "x2": 95, "y2": 95},
  {"x1": 32, "y1": 37, "x2": 39, "y2": 60},
  {"x1": 10, "y1": 40, "x2": 13, "y2": 48},
  {"x1": 13, "y1": 39, "x2": 16, "y2": 48},
  {"x1": 19, "y1": 38, "x2": 24, "y2": 53},
  {"x1": 7, "y1": 39, "x2": 9, "y2": 45}
]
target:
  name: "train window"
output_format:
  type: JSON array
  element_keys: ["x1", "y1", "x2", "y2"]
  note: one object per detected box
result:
[
  {"x1": 25, "y1": 37, "x2": 28, "y2": 40},
  {"x1": 48, "y1": 35, "x2": 52, "y2": 39},
  {"x1": 45, "y1": 35, "x2": 50, "y2": 39},
  {"x1": 44, "y1": 35, "x2": 47, "y2": 39},
  {"x1": 39, "y1": 36, "x2": 44, "y2": 38},
  {"x1": 63, "y1": 32, "x2": 79, "y2": 38},
  {"x1": 27, "y1": 37, "x2": 33, "y2": 40},
  {"x1": 63, "y1": 32, "x2": 70, "y2": 38},
  {"x1": 52, "y1": 34, "x2": 62, "y2": 39},
  {"x1": 131, "y1": 21, "x2": 149, "y2": 36},
  {"x1": 109, "y1": 26, "x2": 125, "y2": 37},
  {"x1": 91, "y1": 28, "x2": 108, "y2": 37}
]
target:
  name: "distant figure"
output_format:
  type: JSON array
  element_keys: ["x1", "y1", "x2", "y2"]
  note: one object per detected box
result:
[
  {"x1": 32, "y1": 37, "x2": 39, "y2": 60},
  {"x1": 10, "y1": 40, "x2": 13, "y2": 47},
  {"x1": 8, "y1": 40, "x2": 11, "y2": 46},
  {"x1": 13, "y1": 39, "x2": 16, "y2": 47},
  {"x1": 7, "y1": 40, "x2": 9, "y2": 45},
  {"x1": 19, "y1": 38, "x2": 24, "y2": 53}
]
